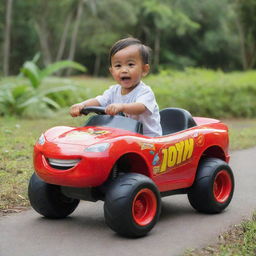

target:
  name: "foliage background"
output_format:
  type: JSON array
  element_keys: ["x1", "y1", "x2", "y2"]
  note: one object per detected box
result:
[{"x1": 1, "y1": 0, "x2": 256, "y2": 76}]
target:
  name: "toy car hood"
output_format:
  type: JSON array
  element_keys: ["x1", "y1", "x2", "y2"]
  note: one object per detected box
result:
[{"x1": 42, "y1": 126, "x2": 141, "y2": 146}]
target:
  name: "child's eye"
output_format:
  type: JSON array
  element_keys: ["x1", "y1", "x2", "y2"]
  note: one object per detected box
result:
[
  {"x1": 128, "y1": 63, "x2": 135, "y2": 67},
  {"x1": 114, "y1": 64, "x2": 121, "y2": 68}
]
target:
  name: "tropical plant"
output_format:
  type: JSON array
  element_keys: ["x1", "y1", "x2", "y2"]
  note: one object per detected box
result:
[
  {"x1": 233, "y1": 0, "x2": 256, "y2": 69},
  {"x1": 0, "y1": 54, "x2": 86, "y2": 118}
]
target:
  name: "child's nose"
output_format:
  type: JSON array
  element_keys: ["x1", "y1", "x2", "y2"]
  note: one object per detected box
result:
[{"x1": 121, "y1": 66, "x2": 128, "y2": 72}]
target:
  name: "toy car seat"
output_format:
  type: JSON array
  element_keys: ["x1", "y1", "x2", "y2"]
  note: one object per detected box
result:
[
  {"x1": 85, "y1": 115, "x2": 143, "y2": 134},
  {"x1": 160, "y1": 108, "x2": 197, "y2": 135}
]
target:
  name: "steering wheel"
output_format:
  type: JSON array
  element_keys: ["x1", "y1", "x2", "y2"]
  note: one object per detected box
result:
[
  {"x1": 80, "y1": 106, "x2": 106, "y2": 115},
  {"x1": 80, "y1": 106, "x2": 125, "y2": 116}
]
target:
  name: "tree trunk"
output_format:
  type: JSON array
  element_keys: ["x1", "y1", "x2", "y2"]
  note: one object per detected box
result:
[
  {"x1": 235, "y1": 2, "x2": 256, "y2": 70},
  {"x1": 236, "y1": 21, "x2": 256, "y2": 70},
  {"x1": 153, "y1": 28, "x2": 161, "y2": 72},
  {"x1": 249, "y1": 44, "x2": 256, "y2": 69},
  {"x1": 3, "y1": 0, "x2": 13, "y2": 76},
  {"x1": 246, "y1": 36, "x2": 256, "y2": 69},
  {"x1": 235, "y1": 14, "x2": 248, "y2": 70},
  {"x1": 66, "y1": 0, "x2": 84, "y2": 76},
  {"x1": 35, "y1": 21, "x2": 52, "y2": 66},
  {"x1": 56, "y1": 13, "x2": 72, "y2": 62},
  {"x1": 93, "y1": 54, "x2": 101, "y2": 77},
  {"x1": 56, "y1": 13, "x2": 72, "y2": 76}
]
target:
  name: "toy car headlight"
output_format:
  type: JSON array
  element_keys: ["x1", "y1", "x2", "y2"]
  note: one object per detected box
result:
[
  {"x1": 85, "y1": 143, "x2": 110, "y2": 152},
  {"x1": 38, "y1": 134, "x2": 45, "y2": 145}
]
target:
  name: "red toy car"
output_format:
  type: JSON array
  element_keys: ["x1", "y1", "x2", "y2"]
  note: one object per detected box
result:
[{"x1": 28, "y1": 107, "x2": 234, "y2": 237}]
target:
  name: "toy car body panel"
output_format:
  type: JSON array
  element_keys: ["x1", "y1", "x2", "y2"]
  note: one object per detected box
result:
[{"x1": 34, "y1": 116, "x2": 229, "y2": 192}]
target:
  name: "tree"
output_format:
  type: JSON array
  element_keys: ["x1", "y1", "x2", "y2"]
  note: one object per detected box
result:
[
  {"x1": 0, "y1": 0, "x2": 253, "y2": 75},
  {"x1": 3, "y1": 0, "x2": 13, "y2": 76},
  {"x1": 66, "y1": 0, "x2": 84, "y2": 76},
  {"x1": 166, "y1": 0, "x2": 240, "y2": 70},
  {"x1": 77, "y1": 0, "x2": 138, "y2": 76},
  {"x1": 234, "y1": 0, "x2": 256, "y2": 69},
  {"x1": 135, "y1": 0, "x2": 199, "y2": 71},
  {"x1": 31, "y1": 0, "x2": 73, "y2": 66}
]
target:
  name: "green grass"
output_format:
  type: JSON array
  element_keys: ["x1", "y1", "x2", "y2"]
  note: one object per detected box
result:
[
  {"x1": 0, "y1": 113, "x2": 82, "y2": 211},
  {"x1": 185, "y1": 212, "x2": 256, "y2": 256},
  {"x1": 224, "y1": 119, "x2": 256, "y2": 151}
]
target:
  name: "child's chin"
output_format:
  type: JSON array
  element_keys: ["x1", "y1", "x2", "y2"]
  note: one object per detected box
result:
[{"x1": 120, "y1": 81, "x2": 133, "y2": 87}]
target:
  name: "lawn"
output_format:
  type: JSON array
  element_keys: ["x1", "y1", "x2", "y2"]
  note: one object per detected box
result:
[
  {"x1": 0, "y1": 113, "x2": 82, "y2": 211},
  {"x1": 185, "y1": 212, "x2": 256, "y2": 256}
]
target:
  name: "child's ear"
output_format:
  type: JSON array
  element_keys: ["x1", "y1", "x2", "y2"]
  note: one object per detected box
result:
[
  {"x1": 142, "y1": 64, "x2": 150, "y2": 77},
  {"x1": 109, "y1": 66, "x2": 113, "y2": 75}
]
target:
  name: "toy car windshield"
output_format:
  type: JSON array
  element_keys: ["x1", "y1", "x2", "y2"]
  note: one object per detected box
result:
[
  {"x1": 81, "y1": 106, "x2": 143, "y2": 134},
  {"x1": 82, "y1": 106, "x2": 197, "y2": 136}
]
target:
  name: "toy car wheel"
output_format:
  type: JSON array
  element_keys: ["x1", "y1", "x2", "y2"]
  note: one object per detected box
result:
[
  {"x1": 188, "y1": 158, "x2": 234, "y2": 213},
  {"x1": 104, "y1": 173, "x2": 161, "y2": 237},
  {"x1": 28, "y1": 173, "x2": 80, "y2": 218}
]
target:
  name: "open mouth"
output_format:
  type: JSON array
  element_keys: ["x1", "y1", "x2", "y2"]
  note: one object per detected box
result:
[{"x1": 121, "y1": 76, "x2": 131, "y2": 81}]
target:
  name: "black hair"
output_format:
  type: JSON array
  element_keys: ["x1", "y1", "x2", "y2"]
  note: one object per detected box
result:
[{"x1": 109, "y1": 37, "x2": 151, "y2": 66}]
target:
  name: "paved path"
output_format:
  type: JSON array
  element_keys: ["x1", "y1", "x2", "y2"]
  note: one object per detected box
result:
[{"x1": 1, "y1": 147, "x2": 256, "y2": 256}]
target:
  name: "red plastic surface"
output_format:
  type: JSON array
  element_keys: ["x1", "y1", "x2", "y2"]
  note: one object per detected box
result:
[
  {"x1": 132, "y1": 188, "x2": 157, "y2": 226},
  {"x1": 213, "y1": 170, "x2": 232, "y2": 203},
  {"x1": 34, "y1": 117, "x2": 230, "y2": 193}
]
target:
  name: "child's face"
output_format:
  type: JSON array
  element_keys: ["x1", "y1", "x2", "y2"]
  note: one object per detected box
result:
[{"x1": 109, "y1": 45, "x2": 150, "y2": 94}]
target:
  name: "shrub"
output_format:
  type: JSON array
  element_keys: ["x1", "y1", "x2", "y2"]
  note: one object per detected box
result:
[
  {"x1": 1, "y1": 68, "x2": 256, "y2": 119},
  {"x1": 146, "y1": 68, "x2": 256, "y2": 118},
  {"x1": 0, "y1": 55, "x2": 86, "y2": 118}
]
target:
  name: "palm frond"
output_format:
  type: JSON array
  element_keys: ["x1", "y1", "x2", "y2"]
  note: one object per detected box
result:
[
  {"x1": 42, "y1": 96, "x2": 60, "y2": 109},
  {"x1": 20, "y1": 61, "x2": 41, "y2": 88},
  {"x1": 40, "y1": 61, "x2": 86, "y2": 80}
]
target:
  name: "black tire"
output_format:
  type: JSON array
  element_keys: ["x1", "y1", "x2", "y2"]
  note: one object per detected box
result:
[
  {"x1": 28, "y1": 173, "x2": 80, "y2": 218},
  {"x1": 104, "y1": 173, "x2": 161, "y2": 238},
  {"x1": 104, "y1": 173, "x2": 161, "y2": 237},
  {"x1": 188, "y1": 158, "x2": 234, "y2": 213}
]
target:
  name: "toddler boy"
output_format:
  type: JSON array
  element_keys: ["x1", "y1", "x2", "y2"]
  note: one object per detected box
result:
[{"x1": 70, "y1": 37, "x2": 162, "y2": 137}]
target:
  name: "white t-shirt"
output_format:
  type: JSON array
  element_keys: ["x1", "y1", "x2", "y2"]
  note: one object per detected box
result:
[{"x1": 96, "y1": 81, "x2": 162, "y2": 137}]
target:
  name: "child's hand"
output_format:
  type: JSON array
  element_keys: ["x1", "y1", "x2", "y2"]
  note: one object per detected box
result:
[
  {"x1": 70, "y1": 103, "x2": 84, "y2": 117},
  {"x1": 105, "y1": 103, "x2": 124, "y2": 115}
]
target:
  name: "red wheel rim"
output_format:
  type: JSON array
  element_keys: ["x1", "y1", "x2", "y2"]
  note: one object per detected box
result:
[
  {"x1": 132, "y1": 188, "x2": 157, "y2": 226},
  {"x1": 213, "y1": 170, "x2": 232, "y2": 203}
]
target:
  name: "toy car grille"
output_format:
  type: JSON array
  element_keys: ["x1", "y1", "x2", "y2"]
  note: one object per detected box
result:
[{"x1": 47, "y1": 158, "x2": 80, "y2": 170}]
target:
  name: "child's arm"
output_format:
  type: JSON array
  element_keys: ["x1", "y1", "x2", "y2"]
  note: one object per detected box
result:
[
  {"x1": 105, "y1": 103, "x2": 146, "y2": 116},
  {"x1": 70, "y1": 98, "x2": 100, "y2": 117}
]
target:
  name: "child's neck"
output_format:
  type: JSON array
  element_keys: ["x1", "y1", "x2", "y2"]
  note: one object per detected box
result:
[{"x1": 121, "y1": 82, "x2": 140, "y2": 95}]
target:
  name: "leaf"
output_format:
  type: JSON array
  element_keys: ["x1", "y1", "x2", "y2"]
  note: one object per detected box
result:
[
  {"x1": 3, "y1": 89, "x2": 15, "y2": 105},
  {"x1": 38, "y1": 85, "x2": 75, "y2": 96},
  {"x1": 18, "y1": 96, "x2": 40, "y2": 108},
  {"x1": 32, "y1": 52, "x2": 41, "y2": 63},
  {"x1": 20, "y1": 61, "x2": 41, "y2": 88},
  {"x1": 40, "y1": 61, "x2": 86, "y2": 80},
  {"x1": 42, "y1": 96, "x2": 60, "y2": 109},
  {"x1": 12, "y1": 84, "x2": 31, "y2": 99}
]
